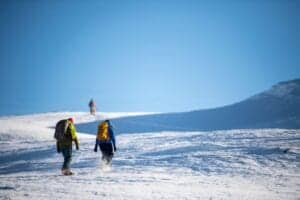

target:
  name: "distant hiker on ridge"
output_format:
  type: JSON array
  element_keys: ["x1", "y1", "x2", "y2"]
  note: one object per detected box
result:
[
  {"x1": 54, "y1": 118, "x2": 79, "y2": 175},
  {"x1": 94, "y1": 119, "x2": 117, "y2": 166},
  {"x1": 89, "y1": 98, "x2": 96, "y2": 115}
]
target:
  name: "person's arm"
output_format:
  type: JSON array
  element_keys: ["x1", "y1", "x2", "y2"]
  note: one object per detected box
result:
[
  {"x1": 70, "y1": 123, "x2": 79, "y2": 150},
  {"x1": 56, "y1": 141, "x2": 61, "y2": 153},
  {"x1": 74, "y1": 139, "x2": 79, "y2": 150},
  {"x1": 94, "y1": 139, "x2": 98, "y2": 152},
  {"x1": 109, "y1": 126, "x2": 116, "y2": 151}
]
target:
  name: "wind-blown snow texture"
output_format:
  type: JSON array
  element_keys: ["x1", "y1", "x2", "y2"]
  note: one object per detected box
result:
[{"x1": 0, "y1": 112, "x2": 299, "y2": 199}]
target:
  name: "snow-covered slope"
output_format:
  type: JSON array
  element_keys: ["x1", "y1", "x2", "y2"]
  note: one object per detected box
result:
[
  {"x1": 0, "y1": 112, "x2": 151, "y2": 140},
  {"x1": 0, "y1": 112, "x2": 299, "y2": 199},
  {"x1": 252, "y1": 79, "x2": 300, "y2": 99},
  {"x1": 102, "y1": 79, "x2": 300, "y2": 134}
]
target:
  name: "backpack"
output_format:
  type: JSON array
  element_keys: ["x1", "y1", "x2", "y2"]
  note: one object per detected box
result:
[
  {"x1": 97, "y1": 121, "x2": 110, "y2": 140},
  {"x1": 54, "y1": 119, "x2": 69, "y2": 141}
]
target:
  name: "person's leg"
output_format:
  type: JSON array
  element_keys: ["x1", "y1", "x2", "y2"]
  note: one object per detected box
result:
[
  {"x1": 100, "y1": 143, "x2": 113, "y2": 165},
  {"x1": 106, "y1": 153, "x2": 113, "y2": 165},
  {"x1": 61, "y1": 146, "x2": 72, "y2": 172},
  {"x1": 101, "y1": 151, "x2": 107, "y2": 163}
]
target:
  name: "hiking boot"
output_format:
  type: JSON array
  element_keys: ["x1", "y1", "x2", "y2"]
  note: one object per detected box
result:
[{"x1": 61, "y1": 168, "x2": 74, "y2": 176}]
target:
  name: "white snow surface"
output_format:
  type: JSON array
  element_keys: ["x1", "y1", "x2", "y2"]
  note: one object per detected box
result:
[{"x1": 0, "y1": 112, "x2": 299, "y2": 200}]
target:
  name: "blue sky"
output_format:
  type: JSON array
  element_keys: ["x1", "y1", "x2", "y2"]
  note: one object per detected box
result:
[{"x1": 0, "y1": 0, "x2": 299, "y2": 115}]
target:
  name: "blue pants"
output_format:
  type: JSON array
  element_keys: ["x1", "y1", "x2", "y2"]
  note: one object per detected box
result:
[{"x1": 61, "y1": 146, "x2": 72, "y2": 169}]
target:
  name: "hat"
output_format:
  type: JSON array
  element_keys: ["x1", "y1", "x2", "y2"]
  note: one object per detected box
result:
[{"x1": 68, "y1": 118, "x2": 74, "y2": 123}]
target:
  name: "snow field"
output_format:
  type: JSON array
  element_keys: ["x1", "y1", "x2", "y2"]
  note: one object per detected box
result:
[{"x1": 0, "y1": 112, "x2": 299, "y2": 199}]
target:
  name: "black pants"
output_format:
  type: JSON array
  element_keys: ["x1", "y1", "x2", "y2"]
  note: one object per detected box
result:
[{"x1": 99, "y1": 143, "x2": 114, "y2": 164}]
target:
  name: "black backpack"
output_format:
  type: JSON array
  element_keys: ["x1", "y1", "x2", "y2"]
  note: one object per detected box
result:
[{"x1": 54, "y1": 119, "x2": 69, "y2": 141}]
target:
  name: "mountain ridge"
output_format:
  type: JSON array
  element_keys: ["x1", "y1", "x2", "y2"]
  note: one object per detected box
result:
[{"x1": 76, "y1": 79, "x2": 300, "y2": 134}]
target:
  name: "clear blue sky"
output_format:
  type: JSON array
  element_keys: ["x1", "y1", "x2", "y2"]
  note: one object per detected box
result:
[{"x1": 0, "y1": 0, "x2": 299, "y2": 115}]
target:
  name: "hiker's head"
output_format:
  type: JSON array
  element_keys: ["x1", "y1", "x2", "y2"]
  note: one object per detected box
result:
[{"x1": 68, "y1": 118, "x2": 74, "y2": 124}]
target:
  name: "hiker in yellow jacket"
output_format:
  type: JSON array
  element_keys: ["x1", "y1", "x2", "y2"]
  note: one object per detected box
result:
[{"x1": 55, "y1": 118, "x2": 79, "y2": 175}]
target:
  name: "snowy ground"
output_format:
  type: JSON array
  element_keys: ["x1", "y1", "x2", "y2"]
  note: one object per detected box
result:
[{"x1": 0, "y1": 112, "x2": 299, "y2": 200}]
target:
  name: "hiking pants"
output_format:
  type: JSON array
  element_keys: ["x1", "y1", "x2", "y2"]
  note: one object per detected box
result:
[
  {"x1": 61, "y1": 146, "x2": 72, "y2": 169},
  {"x1": 99, "y1": 143, "x2": 114, "y2": 164}
]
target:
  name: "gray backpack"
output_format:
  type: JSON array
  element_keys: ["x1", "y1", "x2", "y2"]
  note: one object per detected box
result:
[{"x1": 54, "y1": 120, "x2": 69, "y2": 141}]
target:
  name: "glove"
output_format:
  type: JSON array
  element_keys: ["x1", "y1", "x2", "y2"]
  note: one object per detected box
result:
[
  {"x1": 114, "y1": 146, "x2": 117, "y2": 152},
  {"x1": 75, "y1": 140, "x2": 79, "y2": 150},
  {"x1": 94, "y1": 144, "x2": 97, "y2": 152}
]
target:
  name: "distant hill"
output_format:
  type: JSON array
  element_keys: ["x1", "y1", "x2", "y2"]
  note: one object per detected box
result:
[{"x1": 77, "y1": 79, "x2": 300, "y2": 134}]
